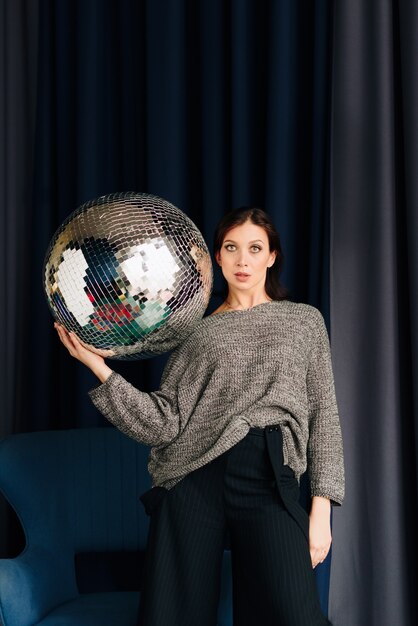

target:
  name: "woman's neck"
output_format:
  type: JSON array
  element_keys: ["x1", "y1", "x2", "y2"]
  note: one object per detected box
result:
[{"x1": 224, "y1": 292, "x2": 272, "y2": 311}]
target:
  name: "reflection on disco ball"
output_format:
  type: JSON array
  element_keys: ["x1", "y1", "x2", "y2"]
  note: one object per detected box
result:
[{"x1": 42, "y1": 192, "x2": 213, "y2": 360}]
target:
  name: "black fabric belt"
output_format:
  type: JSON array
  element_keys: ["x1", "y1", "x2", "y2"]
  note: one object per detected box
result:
[{"x1": 248, "y1": 424, "x2": 309, "y2": 543}]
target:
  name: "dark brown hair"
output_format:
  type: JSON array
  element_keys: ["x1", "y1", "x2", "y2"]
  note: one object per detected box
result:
[{"x1": 212, "y1": 207, "x2": 290, "y2": 301}]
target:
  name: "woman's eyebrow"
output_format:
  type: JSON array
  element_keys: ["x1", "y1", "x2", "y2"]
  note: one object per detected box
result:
[{"x1": 223, "y1": 239, "x2": 264, "y2": 244}]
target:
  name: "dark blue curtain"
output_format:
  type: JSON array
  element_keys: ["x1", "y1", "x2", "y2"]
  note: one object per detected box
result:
[
  {"x1": 29, "y1": 0, "x2": 333, "y2": 427},
  {"x1": 2, "y1": 0, "x2": 334, "y2": 614}
]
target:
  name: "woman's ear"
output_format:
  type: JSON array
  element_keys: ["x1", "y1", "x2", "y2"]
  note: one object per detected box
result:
[{"x1": 268, "y1": 250, "x2": 277, "y2": 268}]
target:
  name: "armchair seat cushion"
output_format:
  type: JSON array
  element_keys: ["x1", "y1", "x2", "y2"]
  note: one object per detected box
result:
[{"x1": 35, "y1": 591, "x2": 139, "y2": 626}]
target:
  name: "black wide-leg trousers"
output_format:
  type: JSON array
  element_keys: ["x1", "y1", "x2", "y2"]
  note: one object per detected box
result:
[{"x1": 137, "y1": 424, "x2": 332, "y2": 626}]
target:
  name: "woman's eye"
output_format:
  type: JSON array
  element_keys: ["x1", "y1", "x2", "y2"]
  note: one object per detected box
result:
[
  {"x1": 224, "y1": 245, "x2": 262, "y2": 252},
  {"x1": 225, "y1": 243, "x2": 261, "y2": 252}
]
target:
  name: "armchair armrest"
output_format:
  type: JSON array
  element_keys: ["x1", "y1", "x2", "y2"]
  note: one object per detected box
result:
[{"x1": 0, "y1": 545, "x2": 78, "y2": 626}]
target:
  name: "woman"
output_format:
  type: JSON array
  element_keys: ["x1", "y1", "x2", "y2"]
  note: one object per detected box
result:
[{"x1": 55, "y1": 207, "x2": 345, "y2": 626}]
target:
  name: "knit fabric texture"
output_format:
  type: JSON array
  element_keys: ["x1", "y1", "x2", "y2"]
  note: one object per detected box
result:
[{"x1": 88, "y1": 299, "x2": 345, "y2": 506}]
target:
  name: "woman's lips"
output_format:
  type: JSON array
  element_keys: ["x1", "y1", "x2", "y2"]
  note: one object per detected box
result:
[{"x1": 234, "y1": 273, "x2": 250, "y2": 281}]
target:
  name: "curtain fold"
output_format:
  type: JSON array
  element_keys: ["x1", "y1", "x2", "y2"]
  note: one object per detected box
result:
[
  {"x1": 0, "y1": 0, "x2": 38, "y2": 437},
  {"x1": 329, "y1": 1, "x2": 418, "y2": 624},
  {"x1": 0, "y1": 0, "x2": 39, "y2": 558}
]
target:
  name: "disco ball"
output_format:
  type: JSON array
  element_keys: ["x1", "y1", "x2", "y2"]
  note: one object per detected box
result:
[{"x1": 42, "y1": 192, "x2": 213, "y2": 360}]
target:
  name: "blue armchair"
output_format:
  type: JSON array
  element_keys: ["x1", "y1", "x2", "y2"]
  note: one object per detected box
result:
[{"x1": 0, "y1": 428, "x2": 233, "y2": 626}]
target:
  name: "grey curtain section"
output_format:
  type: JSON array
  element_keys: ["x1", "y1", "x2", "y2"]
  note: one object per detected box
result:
[
  {"x1": 0, "y1": 0, "x2": 38, "y2": 439},
  {"x1": 329, "y1": 2, "x2": 418, "y2": 625}
]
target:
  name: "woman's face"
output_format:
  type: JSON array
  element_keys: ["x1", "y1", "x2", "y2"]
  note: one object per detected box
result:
[{"x1": 215, "y1": 220, "x2": 276, "y2": 292}]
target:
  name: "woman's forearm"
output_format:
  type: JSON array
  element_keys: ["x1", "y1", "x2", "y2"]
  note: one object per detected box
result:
[
  {"x1": 310, "y1": 495, "x2": 331, "y2": 515},
  {"x1": 91, "y1": 363, "x2": 114, "y2": 383}
]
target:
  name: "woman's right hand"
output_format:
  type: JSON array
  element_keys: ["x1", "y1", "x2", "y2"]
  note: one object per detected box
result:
[{"x1": 54, "y1": 322, "x2": 114, "y2": 383}]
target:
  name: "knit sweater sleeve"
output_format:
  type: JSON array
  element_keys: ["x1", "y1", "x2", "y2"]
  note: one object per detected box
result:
[
  {"x1": 306, "y1": 310, "x2": 345, "y2": 506},
  {"x1": 87, "y1": 349, "x2": 182, "y2": 447}
]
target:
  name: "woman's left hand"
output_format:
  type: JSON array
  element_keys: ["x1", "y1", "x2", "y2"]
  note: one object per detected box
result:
[
  {"x1": 54, "y1": 322, "x2": 115, "y2": 379},
  {"x1": 309, "y1": 506, "x2": 332, "y2": 569}
]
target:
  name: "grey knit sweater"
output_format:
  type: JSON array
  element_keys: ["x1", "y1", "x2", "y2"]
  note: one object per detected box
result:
[{"x1": 88, "y1": 300, "x2": 345, "y2": 506}]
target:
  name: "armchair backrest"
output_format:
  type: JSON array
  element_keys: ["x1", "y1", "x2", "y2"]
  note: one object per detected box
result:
[
  {"x1": 0, "y1": 428, "x2": 152, "y2": 553},
  {"x1": 0, "y1": 428, "x2": 152, "y2": 624}
]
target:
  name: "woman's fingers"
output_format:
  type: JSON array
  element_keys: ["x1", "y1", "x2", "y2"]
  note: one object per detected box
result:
[
  {"x1": 54, "y1": 322, "x2": 108, "y2": 371},
  {"x1": 55, "y1": 323, "x2": 72, "y2": 351},
  {"x1": 55, "y1": 323, "x2": 81, "y2": 358},
  {"x1": 309, "y1": 512, "x2": 332, "y2": 568},
  {"x1": 311, "y1": 545, "x2": 330, "y2": 568},
  {"x1": 309, "y1": 539, "x2": 330, "y2": 568}
]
